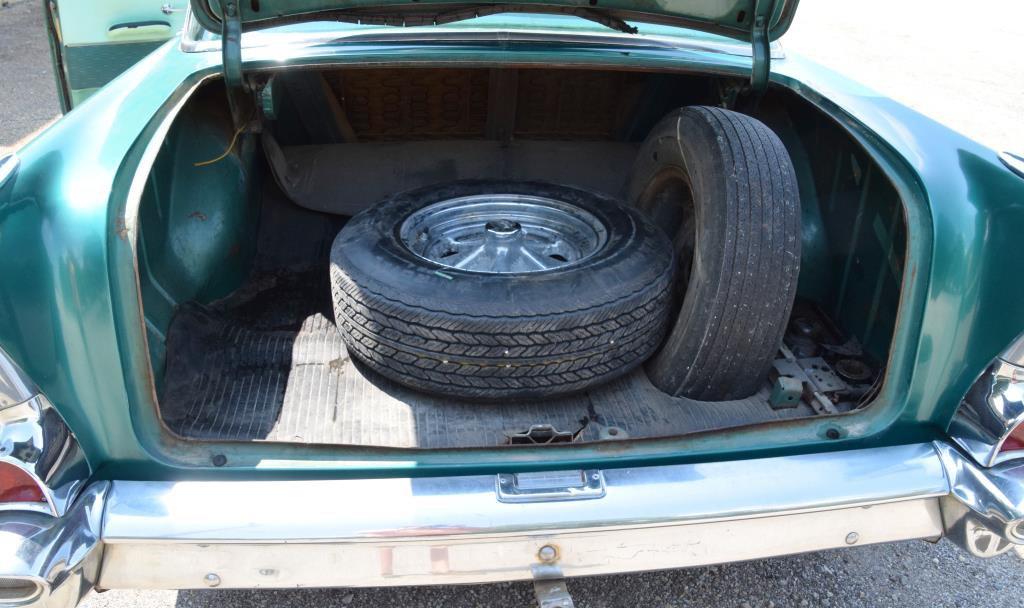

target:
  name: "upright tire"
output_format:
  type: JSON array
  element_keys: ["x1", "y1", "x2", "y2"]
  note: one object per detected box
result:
[
  {"x1": 330, "y1": 181, "x2": 676, "y2": 401},
  {"x1": 627, "y1": 107, "x2": 801, "y2": 400}
]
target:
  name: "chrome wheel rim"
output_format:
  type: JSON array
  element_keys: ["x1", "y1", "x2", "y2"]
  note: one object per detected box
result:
[{"x1": 399, "y1": 194, "x2": 608, "y2": 274}]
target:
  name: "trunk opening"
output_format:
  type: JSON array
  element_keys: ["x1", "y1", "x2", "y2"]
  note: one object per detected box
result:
[{"x1": 133, "y1": 65, "x2": 907, "y2": 450}]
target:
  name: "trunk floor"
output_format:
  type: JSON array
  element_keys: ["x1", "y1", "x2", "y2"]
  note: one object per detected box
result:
[{"x1": 160, "y1": 271, "x2": 815, "y2": 448}]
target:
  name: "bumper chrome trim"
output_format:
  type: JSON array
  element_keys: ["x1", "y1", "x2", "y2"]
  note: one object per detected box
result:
[
  {"x1": 0, "y1": 482, "x2": 106, "y2": 608},
  {"x1": 98, "y1": 499, "x2": 943, "y2": 590},
  {"x1": 101, "y1": 444, "x2": 948, "y2": 544},
  {"x1": 935, "y1": 441, "x2": 1024, "y2": 556},
  {"x1": 6, "y1": 441, "x2": 1024, "y2": 605},
  {"x1": 95, "y1": 444, "x2": 950, "y2": 590}
]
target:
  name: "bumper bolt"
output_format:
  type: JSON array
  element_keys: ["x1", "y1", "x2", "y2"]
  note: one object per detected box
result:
[
  {"x1": 538, "y1": 544, "x2": 559, "y2": 562},
  {"x1": 204, "y1": 573, "x2": 221, "y2": 587},
  {"x1": 845, "y1": 532, "x2": 859, "y2": 545}
]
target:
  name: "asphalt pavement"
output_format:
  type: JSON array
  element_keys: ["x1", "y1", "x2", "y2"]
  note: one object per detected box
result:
[{"x1": 1, "y1": 0, "x2": 1023, "y2": 606}]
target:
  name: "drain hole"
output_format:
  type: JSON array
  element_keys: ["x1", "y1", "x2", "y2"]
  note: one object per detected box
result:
[
  {"x1": 439, "y1": 249, "x2": 458, "y2": 258},
  {"x1": 549, "y1": 254, "x2": 568, "y2": 262}
]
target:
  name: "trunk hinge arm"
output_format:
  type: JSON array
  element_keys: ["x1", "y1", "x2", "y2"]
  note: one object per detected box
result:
[
  {"x1": 219, "y1": 0, "x2": 251, "y2": 128},
  {"x1": 749, "y1": 0, "x2": 774, "y2": 94}
]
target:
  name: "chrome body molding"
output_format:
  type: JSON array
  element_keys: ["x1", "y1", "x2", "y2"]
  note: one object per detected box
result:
[
  {"x1": 0, "y1": 342, "x2": 35, "y2": 408},
  {"x1": 1002, "y1": 332, "x2": 1024, "y2": 367},
  {"x1": 0, "y1": 154, "x2": 18, "y2": 190},
  {"x1": 8, "y1": 442, "x2": 1024, "y2": 607},
  {"x1": 0, "y1": 348, "x2": 91, "y2": 517},
  {"x1": 948, "y1": 358, "x2": 1024, "y2": 467}
]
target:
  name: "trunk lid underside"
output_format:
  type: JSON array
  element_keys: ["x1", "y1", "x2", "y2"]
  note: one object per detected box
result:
[{"x1": 190, "y1": 0, "x2": 799, "y2": 41}]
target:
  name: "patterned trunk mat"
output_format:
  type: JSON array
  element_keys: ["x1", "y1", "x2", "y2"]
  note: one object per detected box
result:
[{"x1": 159, "y1": 271, "x2": 815, "y2": 448}]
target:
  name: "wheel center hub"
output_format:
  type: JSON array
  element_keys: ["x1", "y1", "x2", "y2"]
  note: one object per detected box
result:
[
  {"x1": 485, "y1": 219, "x2": 522, "y2": 237},
  {"x1": 399, "y1": 194, "x2": 608, "y2": 274}
]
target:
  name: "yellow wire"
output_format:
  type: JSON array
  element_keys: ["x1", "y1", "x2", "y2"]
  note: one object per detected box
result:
[{"x1": 193, "y1": 123, "x2": 247, "y2": 167}]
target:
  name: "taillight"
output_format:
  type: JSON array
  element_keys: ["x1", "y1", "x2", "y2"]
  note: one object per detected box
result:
[
  {"x1": 997, "y1": 380, "x2": 1024, "y2": 457},
  {"x1": 0, "y1": 462, "x2": 46, "y2": 505},
  {"x1": 1001, "y1": 429, "x2": 1024, "y2": 454}
]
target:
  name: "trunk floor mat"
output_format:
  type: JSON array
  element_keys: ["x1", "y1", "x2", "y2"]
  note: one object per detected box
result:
[{"x1": 159, "y1": 272, "x2": 815, "y2": 448}]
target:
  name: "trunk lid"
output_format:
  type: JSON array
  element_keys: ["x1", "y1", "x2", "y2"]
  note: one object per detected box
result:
[
  {"x1": 190, "y1": 0, "x2": 799, "y2": 42},
  {"x1": 194, "y1": 0, "x2": 798, "y2": 100}
]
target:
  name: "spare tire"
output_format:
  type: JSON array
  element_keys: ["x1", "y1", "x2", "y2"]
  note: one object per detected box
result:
[
  {"x1": 627, "y1": 107, "x2": 801, "y2": 400},
  {"x1": 330, "y1": 181, "x2": 676, "y2": 401}
]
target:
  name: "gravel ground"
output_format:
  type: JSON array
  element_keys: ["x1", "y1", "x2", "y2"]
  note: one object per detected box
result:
[
  {"x1": 0, "y1": 0, "x2": 60, "y2": 155},
  {"x1": 2, "y1": 0, "x2": 1023, "y2": 606}
]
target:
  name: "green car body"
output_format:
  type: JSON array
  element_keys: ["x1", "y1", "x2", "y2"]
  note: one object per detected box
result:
[
  {"x1": 2, "y1": 14, "x2": 1024, "y2": 481},
  {"x1": 5, "y1": 6, "x2": 1024, "y2": 606}
]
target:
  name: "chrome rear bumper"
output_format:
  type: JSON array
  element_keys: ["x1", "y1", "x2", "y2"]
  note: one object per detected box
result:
[{"x1": 4, "y1": 441, "x2": 1024, "y2": 607}]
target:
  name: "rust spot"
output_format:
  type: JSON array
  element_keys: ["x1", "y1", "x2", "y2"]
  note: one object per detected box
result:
[
  {"x1": 189, "y1": 211, "x2": 208, "y2": 221},
  {"x1": 115, "y1": 216, "x2": 128, "y2": 240},
  {"x1": 537, "y1": 544, "x2": 560, "y2": 563}
]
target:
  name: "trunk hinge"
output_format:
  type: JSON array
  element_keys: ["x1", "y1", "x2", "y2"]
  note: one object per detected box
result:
[
  {"x1": 219, "y1": 0, "x2": 250, "y2": 128},
  {"x1": 749, "y1": 0, "x2": 774, "y2": 94}
]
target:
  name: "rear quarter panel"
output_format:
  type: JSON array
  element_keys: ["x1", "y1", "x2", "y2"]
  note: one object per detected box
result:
[
  {"x1": 774, "y1": 53, "x2": 1024, "y2": 430},
  {"x1": 0, "y1": 40, "x2": 214, "y2": 471}
]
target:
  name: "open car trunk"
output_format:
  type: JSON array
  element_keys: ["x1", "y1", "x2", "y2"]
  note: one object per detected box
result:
[{"x1": 134, "y1": 66, "x2": 907, "y2": 450}]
